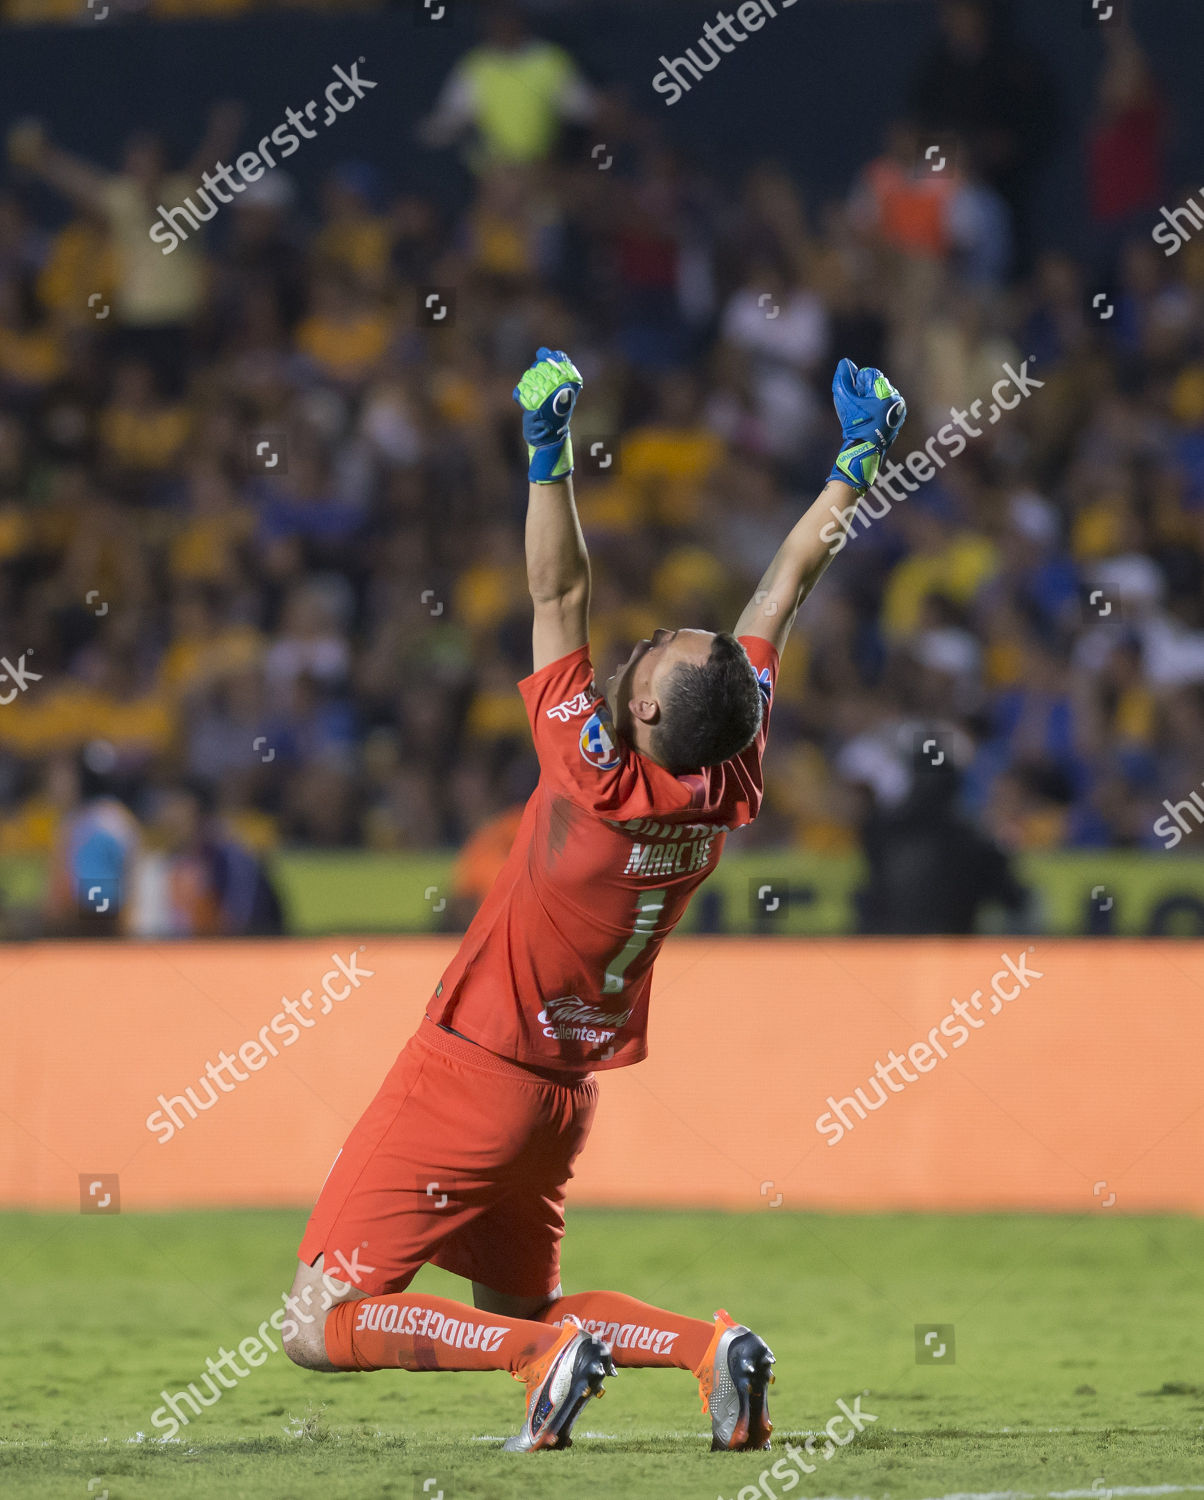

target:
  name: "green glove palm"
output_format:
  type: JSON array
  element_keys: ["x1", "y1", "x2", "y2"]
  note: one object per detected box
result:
[{"x1": 513, "y1": 347, "x2": 583, "y2": 484}]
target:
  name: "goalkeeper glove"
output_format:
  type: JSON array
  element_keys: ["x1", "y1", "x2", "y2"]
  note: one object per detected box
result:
[
  {"x1": 828, "y1": 358, "x2": 907, "y2": 492},
  {"x1": 513, "y1": 347, "x2": 583, "y2": 484}
]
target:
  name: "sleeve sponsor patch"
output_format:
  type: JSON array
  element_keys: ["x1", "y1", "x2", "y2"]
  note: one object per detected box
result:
[{"x1": 579, "y1": 706, "x2": 621, "y2": 771}]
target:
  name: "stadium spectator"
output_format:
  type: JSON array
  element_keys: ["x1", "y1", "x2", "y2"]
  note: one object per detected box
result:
[
  {"x1": 447, "y1": 799, "x2": 525, "y2": 927},
  {"x1": 1088, "y1": 30, "x2": 1168, "y2": 236},
  {"x1": 418, "y1": 2, "x2": 596, "y2": 170},
  {"x1": 43, "y1": 741, "x2": 141, "y2": 937},
  {"x1": 127, "y1": 781, "x2": 284, "y2": 938},
  {"x1": 7, "y1": 106, "x2": 242, "y2": 391},
  {"x1": 856, "y1": 752, "x2": 1030, "y2": 935},
  {"x1": 908, "y1": 0, "x2": 1057, "y2": 270}
]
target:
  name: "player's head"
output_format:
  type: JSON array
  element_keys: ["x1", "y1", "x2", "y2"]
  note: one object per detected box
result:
[
  {"x1": 121, "y1": 130, "x2": 166, "y2": 188},
  {"x1": 605, "y1": 628, "x2": 762, "y2": 774},
  {"x1": 482, "y1": 0, "x2": 527, "y2": 49}
]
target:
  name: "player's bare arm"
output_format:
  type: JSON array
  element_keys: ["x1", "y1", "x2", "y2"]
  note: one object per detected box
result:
[
  {"x1": 514, "y1": 349, "x2": 591, "y2": 672},
  {"x1": 6, "y1": 119, "x2": 112, "y2": 211},
  {"x1": 7, "y1": 101, "x2": 243, "y2": 217},
  {"x1": 736, "y1": 360, "x2": 907, "y2": 657},
  {"x1": 182, "y1": 100, "x2": 245, "y2": 185},
  {"x1": 524, "y1": 474, "x2": 589, "y2": 672},
  {"x1": 734, "y1": 477, "x2": 858, "y2": 651}
]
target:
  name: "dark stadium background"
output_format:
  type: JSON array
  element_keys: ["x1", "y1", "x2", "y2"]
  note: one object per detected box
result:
[{"x1": 2, "y1": 0, "x2": 1204, "y2": 939}]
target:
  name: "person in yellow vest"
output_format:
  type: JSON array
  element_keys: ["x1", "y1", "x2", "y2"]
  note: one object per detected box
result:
[{"x1": 418, "y1": 3, "x2": 595, "y2": 170}]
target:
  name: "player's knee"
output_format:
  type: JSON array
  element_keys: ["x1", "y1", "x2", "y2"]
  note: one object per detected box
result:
[
  {"x1": 280, "y1": 1285, "x2": 333, "y2": 1370},
  {"x1": 282, "y1": 1317, "x2": 326, "y2": 1370},
  {"x1": 282, "y1": 1257, "x2": 345, "y2": 1370},
  {"x1": 280, "y1": 1319, "x2": 308, "y2": 1366}
]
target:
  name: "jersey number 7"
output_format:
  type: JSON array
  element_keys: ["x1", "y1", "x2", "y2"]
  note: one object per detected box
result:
[{"x1": 602, "y1": 889, "x2": 666, "y2": 995}]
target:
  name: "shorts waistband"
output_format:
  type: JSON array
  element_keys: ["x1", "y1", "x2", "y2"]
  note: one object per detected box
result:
[{"x1": 416, "y1": 1016, "x2": 592, "y2": 1087}]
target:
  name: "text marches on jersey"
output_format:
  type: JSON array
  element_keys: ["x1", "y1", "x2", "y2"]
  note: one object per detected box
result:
[{"x1": 608, "y1": 817, "x2": 726, "y2": 879}]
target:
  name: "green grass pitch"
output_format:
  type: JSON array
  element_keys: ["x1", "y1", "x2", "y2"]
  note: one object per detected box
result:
[{"x1": 1, "y1": 1208, "x2": 1202, "y2": 1499}]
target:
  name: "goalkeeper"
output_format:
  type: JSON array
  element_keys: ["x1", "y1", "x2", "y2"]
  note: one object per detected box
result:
[{"x1": 281, "y1": 349, "x2": 906, "y2": 1454}]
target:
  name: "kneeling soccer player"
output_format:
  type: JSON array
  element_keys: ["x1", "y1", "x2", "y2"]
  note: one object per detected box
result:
[{"x1": 282, "y1": 348, "x2": 907, "y2": 1451}]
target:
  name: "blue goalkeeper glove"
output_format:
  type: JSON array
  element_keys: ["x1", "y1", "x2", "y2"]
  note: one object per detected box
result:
[
  {"x1": 513, "y1": 347, "x2": 583, "y2": 484},
  {"x1": 828, "y1": 358, "x2": 907, "y2": 492}
]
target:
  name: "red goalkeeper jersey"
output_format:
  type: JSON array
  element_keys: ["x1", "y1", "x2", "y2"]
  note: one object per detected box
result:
[{"x1": 425, "y1": 636, "x2": 778, "y2": 1072}]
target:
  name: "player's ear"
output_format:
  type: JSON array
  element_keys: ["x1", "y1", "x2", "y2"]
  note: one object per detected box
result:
[{"x1": 627, "y1": 694, "x2": 659, "y2": 726}]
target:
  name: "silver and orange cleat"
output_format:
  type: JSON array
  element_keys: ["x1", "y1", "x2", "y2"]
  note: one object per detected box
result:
[
  {"x1": 696, "y1": 1308, "x2": 775, "y2": 1450},
  {"x1": 503, "y1": 1318, "x2": 616, "y2": 1452}
]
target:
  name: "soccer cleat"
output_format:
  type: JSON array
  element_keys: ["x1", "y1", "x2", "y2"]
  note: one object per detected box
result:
[
  {"x1": 696, "y1": 1308, "x2": 776, "y2": 1451},
  {"x1": 502, "y1": 1318, "x2": 616, "y2": 1452}
]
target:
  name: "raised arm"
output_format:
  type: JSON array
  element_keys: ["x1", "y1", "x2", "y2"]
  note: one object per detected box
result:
[
  {"x1": 7, "y1": 121, "x2": 110, "y2": 213},
  {"x1": 735, "y1": 478, "x2": 863, "y2": 648},
  {"x1": 184, "y1": 101, "x2": 245, "y2": 185},
  {"x1": 736, "y1": 359, "x2": 906, "y2": 655},
  {"x1": 525, "y1": 475, "x2": 590, "y2": 672},
  {"x1": 513, "y1": 349, "x2": 590, "y2": 672}
]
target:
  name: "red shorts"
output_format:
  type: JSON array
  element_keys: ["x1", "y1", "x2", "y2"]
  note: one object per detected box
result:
[{"x1": 298, "y1": 1018, "x2": 598, "y2": 1299}]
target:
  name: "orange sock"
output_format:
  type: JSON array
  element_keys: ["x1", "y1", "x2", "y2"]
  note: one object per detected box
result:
[
  {"x1": 537, "y1": 1291, "x2": 713, "y2": 1370},
  {"x1": 325, "y1": 1293, "x2": 564, "y2": 1373}
]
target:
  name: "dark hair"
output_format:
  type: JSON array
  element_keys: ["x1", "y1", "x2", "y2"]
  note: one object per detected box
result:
[{"x1": 651, "y1": 632, "x2": 763, "y2": 773}]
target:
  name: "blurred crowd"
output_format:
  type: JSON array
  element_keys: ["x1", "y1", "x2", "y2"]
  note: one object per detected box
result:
[
  {"x1": 1, "y1": 0, "x2": 1202, "y2": 935},
  {"x1": 2, "y1": 0, "x2": 381, "y2": 21}
]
